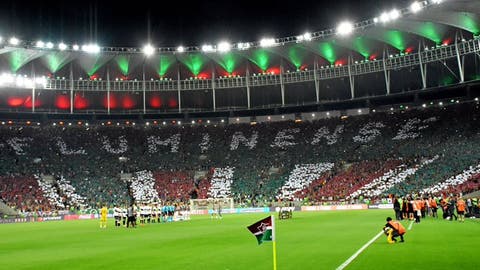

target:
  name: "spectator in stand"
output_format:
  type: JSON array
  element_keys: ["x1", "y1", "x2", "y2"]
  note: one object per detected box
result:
[{"x1": 1, "y1": 103, "x2": 480, "y2": 210}]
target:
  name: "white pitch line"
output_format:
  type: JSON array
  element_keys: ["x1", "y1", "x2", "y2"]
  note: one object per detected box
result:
[
  {"x1": 408, "y1": 220, "x2": 414, "y2": 230},
  {"x1": 335, "y1": 231, "x2": 384, "y2": 270}
]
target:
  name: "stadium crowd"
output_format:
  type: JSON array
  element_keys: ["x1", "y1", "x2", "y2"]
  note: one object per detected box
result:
[{"x1": 0, "y1": 103, "x2": 480, "y2": 216}]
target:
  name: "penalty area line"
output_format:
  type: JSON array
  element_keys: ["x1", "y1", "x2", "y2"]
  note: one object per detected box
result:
[
  {"x1": 335, "y1": 231, "x2": 384, "y2": 270},
  {"x1": 408, "y1": 220, "x2": 414, "y2": 231}
]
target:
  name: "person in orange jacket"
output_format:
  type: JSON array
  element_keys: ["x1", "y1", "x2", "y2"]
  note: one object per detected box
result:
[
  {"x1": 457, "y1": 196, "x2": 467, "y2": 222},
  {"x1": 429, "y1": 196, "x2": 438, "y2": 218},
  {"x1": 414, "y1": 198, "x2": 422, "y2": 223},
  {"x1": 383, "y1": 217, "x2": 406, "y2": 243}
]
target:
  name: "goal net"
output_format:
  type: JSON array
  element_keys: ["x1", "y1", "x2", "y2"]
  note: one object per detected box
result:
[{"x1": 189, "y1": 198, "x2": 234, "y2": 211}]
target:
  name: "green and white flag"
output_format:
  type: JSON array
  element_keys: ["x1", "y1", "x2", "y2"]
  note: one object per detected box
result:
[{"x1": 247, "y1": 216, "x2": 275, "y2": 245}]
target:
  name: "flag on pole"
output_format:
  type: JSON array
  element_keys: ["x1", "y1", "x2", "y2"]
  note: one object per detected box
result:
[
  {"x1": 247, "y1": 216, "x2": 275, "y2": 245},
  {"x1": 247, "y1": 216, "x2": 278, "y2": 270}
]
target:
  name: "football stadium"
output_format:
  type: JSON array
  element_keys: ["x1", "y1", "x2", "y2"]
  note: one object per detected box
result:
[{"x1": 1, "y1": 0, "x2": 480, "y2": 269}]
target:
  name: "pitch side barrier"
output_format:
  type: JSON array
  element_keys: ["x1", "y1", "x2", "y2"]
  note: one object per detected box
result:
[
  {"x1": 206, "y1": 207, "x2": 270, "y2": 215},
  {"x1": 0, "y1": 205, "x2": 394, "y2": 224},
  {"x1": 301, "y1": 203, "x2": 393, "y2": 211},
  {"x1": 367, "y1": 203, "x2": 394, "y2": 209},
  {"x1": 0, "y1": 214, "x2": 97, "y2": 224}
]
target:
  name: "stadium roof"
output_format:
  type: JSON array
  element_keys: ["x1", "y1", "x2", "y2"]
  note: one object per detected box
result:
[{"x1": 0, "y1": 0, "x2": 478, "y2": 78}]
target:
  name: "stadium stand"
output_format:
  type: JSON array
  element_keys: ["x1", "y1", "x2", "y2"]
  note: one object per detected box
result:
[
  {"x1": 153, "y1": 171, "x2": 195, "y2": 201},
  {"x1": 0, "y1": 176, "x2": 52, "y2": 214},
  {"x1": 1, "y1": 103, "x2": 480, "y2": 214}
]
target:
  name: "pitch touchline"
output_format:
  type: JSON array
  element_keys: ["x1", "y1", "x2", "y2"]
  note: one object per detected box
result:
[{"x1": 335, "y1": 231, "x2": 384, "y2": 270}]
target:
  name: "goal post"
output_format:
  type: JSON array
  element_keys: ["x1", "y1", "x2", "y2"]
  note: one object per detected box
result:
[{"x1": 189, "y1": 198, "x2": 234, "y2": 211}]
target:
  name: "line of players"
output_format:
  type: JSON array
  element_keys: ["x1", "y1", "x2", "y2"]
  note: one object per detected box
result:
[{"x1": 112, "y1": 204, "x2": 189, "y2": 228}]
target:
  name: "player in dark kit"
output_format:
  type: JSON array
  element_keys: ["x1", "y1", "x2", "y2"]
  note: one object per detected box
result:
[{"x1": 127, "y1": 204, "x2": 136, "y2": 228}]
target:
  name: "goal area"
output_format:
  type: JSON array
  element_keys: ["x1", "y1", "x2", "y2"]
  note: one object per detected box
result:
[{"x1": 189, "y1": 198, "x2": 234, "y2": 211}]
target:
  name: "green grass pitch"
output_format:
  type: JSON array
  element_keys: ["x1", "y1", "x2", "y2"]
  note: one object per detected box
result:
[{"x1": 1, "y1": 210, "x2": 478, "y2": 270}]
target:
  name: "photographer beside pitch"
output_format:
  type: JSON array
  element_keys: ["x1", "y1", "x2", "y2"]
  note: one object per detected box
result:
[{"x1": 383, "y1": 217, "x2": 406, "y2": 244}]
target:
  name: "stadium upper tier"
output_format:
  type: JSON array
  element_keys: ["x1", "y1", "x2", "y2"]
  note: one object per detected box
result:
[{"x1": 0, "y1": 0, "x2": 479, "y2": 114}]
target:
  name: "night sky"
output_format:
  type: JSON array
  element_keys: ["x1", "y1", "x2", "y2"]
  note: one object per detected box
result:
[{"x1": 0, "y1": 0, "x2": 404, "y2": 47}]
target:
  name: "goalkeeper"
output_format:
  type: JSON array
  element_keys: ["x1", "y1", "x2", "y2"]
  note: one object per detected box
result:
[
  {"x1": 383, "y1": 217, "x2": 406, "y2": 243},
  {"x1": 100, "y1": 204, "x2": 108, "y2": 229}
]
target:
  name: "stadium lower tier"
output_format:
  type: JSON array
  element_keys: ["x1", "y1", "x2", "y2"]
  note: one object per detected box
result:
[{"x1": 1, "y1": 103, "x2": 480, "y2": 213}]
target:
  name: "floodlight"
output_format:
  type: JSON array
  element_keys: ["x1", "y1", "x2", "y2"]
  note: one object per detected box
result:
[
  {"x1": 36, "y1": 41, "x2": 45, "y2": 48},
  {"x1": 297, "y1": 32, "x2": 312, "y2": 42},
  {"x1": 15, "y1": 76, "x2": 25, "y2": 87},
  {"x1": 58, "y1": 43, "x2": 67, "y2": 51},
  {"x1": 260, "y1": 38, "x2": 276, "y2": 47},
  {"x1": 389, "y1": 9, "x2": 400, "y2": 20},
  {"x1": 217, "y1": 41, "x2": 231, "y2": 52},
  {"x1": 82, "y1": 44, "x2": 100, "y2": 53},
  {"x1": 9, "y1": 37, "x2": 19, "y2": 45},
  {"x1": 237, "y1": 42, "x2": 250, "y2": 50},
  {"x1": 177, "y1": 46, "x2": 185, "y2": 53},
  {"x1": 35, "y1": 77, "x2": 47, "y2": 86},
  {"x1": 46, "y1": 42, "x2": 54, "y2": 49},
  {"x1": 201, "y1": 44, "x2": 214, "y2": 52},
  {"x1": 143, "y1": 44, "x2": 155, "y2": 56},
  {"x1": 73, "y1": 44, "x2": 80, "y2": 51},
  {"x1": 410, "y1": 1, "x2": 423, "y2": 13},
  {"x1": 336, "y1": 21, "x2": 354, "y2": 36},
  {"x1": 380, "y1": 12, "x2": 390, "y2": 23},
  {"x1": 302, "y1": 32, "x2": 312, "y2": 41}
]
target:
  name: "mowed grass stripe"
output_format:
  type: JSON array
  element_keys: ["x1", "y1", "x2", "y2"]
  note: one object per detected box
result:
[{"x1": 0, "y1": 210, "x2": 478, "y2": 270}]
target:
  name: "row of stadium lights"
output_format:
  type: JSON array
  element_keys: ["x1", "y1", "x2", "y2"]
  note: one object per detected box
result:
[
  {"x1": 14, "y1": 97, "x2": 468, "y2": 126},
  {"x1": 0, "y1": 1, "x2": 443, "y2": 56},
  {"x1": 0, "y1": 96, "x2": 462, "y2": 127},
  {"x1": 0, "y1": 69, "x2": 297, "y2": 87},
  {"x1": 392, "y1": 98, "x2": 465, "y2": 111},
  {"x1": 0, "y1": 73, "x2": 47, "y2": 88},
  {"x1": 140, "y1": 1, "x2": 441, "y2": 55},
  {"x1": 3, "y1": 96, "x2": 474, "y2": 127},
  {"x1": 0, "y1": 119, "x2": 227, "y2": 127},
  {"x1": 0, "y1": 36, "x2": 99, "y2": 53}
]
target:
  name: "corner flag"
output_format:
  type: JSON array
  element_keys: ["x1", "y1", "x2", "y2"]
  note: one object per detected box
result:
[
  {"x1": 247, "y1": 216, "x2": 275, "y2": 244},
  {"x1": 247, "y1": 216, "x2": 277, "y2": 270}
]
